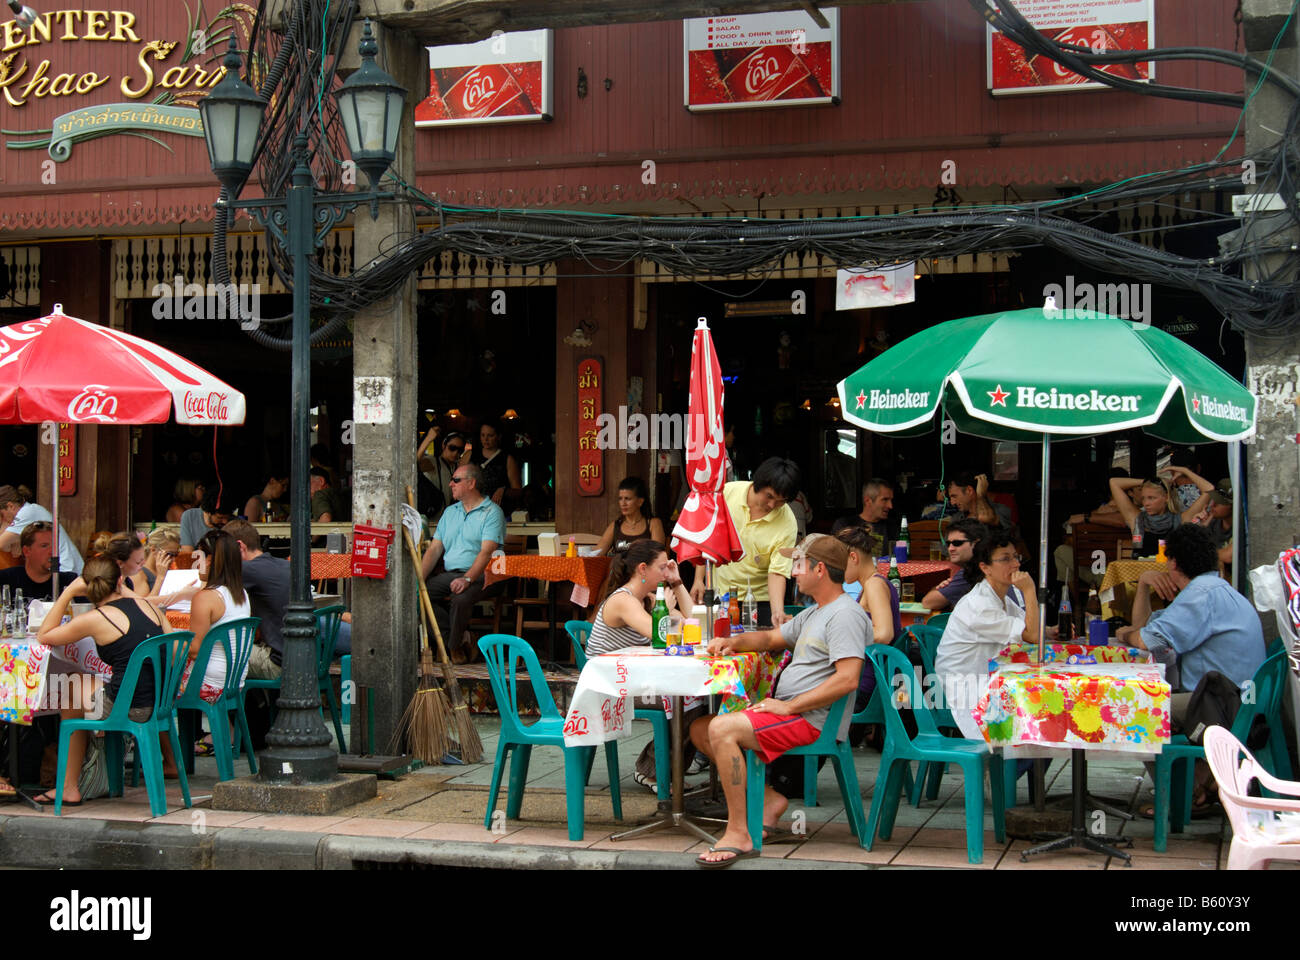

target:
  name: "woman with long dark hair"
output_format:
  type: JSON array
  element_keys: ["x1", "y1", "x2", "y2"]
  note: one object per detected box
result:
[
  {"x1": 586, "y1": 539, "x2": 702, "y2": 790},
  {"x1": 593, "y1": 477, "x2": 667, "y2": 557},
  {"x1": 33, "y1": 555, "x2": 172, "y2": 804},
  {"x1": 181, "y1": 530, "x2": 252, "y2": 705}
]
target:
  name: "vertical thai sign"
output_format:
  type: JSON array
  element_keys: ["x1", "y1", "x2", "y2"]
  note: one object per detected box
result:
[
  {"x1": 414, "y1": 29, "x2": 553, "y2": 127},
  {"x1": 577, "y1": 357, "x2": 603, "y2": 497},
  {"x1": 684, "y1": 9, "x2": 839, "y2": 111},
  {"x1": 57, "y1": 423, "x2": 75, "y2": 496},
  {"x1": 987, "y1": 0, "x2": 1154, "y2": 95}
]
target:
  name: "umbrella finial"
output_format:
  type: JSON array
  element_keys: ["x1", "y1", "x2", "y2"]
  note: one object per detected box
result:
[
  {"x1": 52, "y1": 303, "x2": 64, "y2": 315},
  {"x1": 696, "y1": 316, "x2": 709, "y2": 329},
  {"x1": 1043, "y1": 295, "x2": 1059, "y2": 314}
]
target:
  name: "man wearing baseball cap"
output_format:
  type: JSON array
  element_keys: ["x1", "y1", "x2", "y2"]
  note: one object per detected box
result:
[
  {"x1": 1197, "y1": 479, "x2": 1233, "y2": 566},
  {"x1": 689, "y1": 533, "x2": 867, "y2": 868}
]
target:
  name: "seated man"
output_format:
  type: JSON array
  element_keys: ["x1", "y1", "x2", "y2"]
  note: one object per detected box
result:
[
  {"x1": 420, "y1": 463, "x2": 504, "y2": 664},
  {"x1": 223, "y1": 519, "x2": 289, "y2": 680},
  {"x1": 921, "y1": 518, "x2": 987, "y2": 611},
  {"x1": 1117, "y1": 524, "x2": 1264, "y2": 729},
  {"x1": 0, "y1": 485, "x2": 83, "y2": 574},
  {"x1": 180, "y1": 488, "x2": 233, "y2": 549},
  {"x1": 830, "y1": 477, "x2": 894, "y2": 556},
  {"x1": 945, "y1": 472, "x2": 1013, "y2": 534},
  {"x1": 1195, "y1": 480, "x2": 1233, "y2": 568},
  {"x1": 689, "y1": 533, "x2": 867, "y2": 868},
  {"x1": 0, "y1": 521, "x2": 68, "y2": 601},
  {"x1": 309, "y1": 467, "x2": 346, "y2": 522}
]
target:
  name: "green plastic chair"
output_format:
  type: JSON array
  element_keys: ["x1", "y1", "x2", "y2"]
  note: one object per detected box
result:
[
  {"x1": 565, "y1": 620, "x2": 670, "y2": 802},
  {"x1": 56, "y1": 632, "x2": 194, "y2": 817},
  {"x1": 243, "y1": 605, "x2": 347, "y2": 750},
  {"x1": 864, "y1": 643, "x2": 1006, "y2": 864},
  {"x1": 478, "y1": 633, "x2": 623, "y2": 840},
  {"x1": 1153, "y1": 650, "x2": 1287, "y2": 852},
  {"x1": 927, "y1": 612, "x2": 951, "y2": 633},
  {"x1": 176, "y1": 617, "x2": 261, "y2": 781},
  {"x1": 746, "y1": 690, "x2": 867, "y2": 851}
]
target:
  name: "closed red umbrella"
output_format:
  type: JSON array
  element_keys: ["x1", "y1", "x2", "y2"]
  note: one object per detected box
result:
[
  {"x1": 671, "y1": 317, "x2": 743, "y2": 568},
  {"x1": 0, "y1": 304, "x2": 246, "y2": 593}
]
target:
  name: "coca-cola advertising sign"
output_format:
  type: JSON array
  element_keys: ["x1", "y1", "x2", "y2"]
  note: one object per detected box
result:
[
  {"x1": 685, "y1": 10, "x2": 839, "y2": 111},
  {"x1": 415, "y1": 30, "x2": 552, "y2": 127},
  {"x1": 988, "y1": 0, "x2": 1154, "y2": 95},
  {"x1": 182, "y1": 390, "x2": 230, "y2": 422}
]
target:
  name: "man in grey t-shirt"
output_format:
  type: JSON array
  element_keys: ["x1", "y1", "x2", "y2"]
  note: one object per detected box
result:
[{"x1": 689, "y1": 533, "x2": 867, "y2": 869}]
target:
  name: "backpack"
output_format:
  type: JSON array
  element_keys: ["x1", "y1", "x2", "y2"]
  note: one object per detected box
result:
[{"x1": 1179, "y1": 670, "x2": 1242, "y2": 745}]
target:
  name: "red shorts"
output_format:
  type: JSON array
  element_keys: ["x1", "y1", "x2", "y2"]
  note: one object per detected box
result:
[{"x1": 744, "y1": 709, "x2": 820, "y2": 764}]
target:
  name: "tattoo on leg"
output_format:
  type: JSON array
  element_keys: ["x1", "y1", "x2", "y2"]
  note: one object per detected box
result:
[{"x1": 731, "y1": 756, "x2": 742, "y2": 786}]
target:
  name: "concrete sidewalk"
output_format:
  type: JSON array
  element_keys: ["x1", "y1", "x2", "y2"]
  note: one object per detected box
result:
[{"x1": 0, "y1": 718, "x2": 1247, "y2": 870}]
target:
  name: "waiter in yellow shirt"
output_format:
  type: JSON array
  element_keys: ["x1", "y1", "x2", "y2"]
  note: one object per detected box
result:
[{"x1": 692, "y1": 457, "x2": 801, "y2": 627}]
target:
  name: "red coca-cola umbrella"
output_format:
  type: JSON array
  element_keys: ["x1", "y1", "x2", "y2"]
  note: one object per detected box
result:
[
  {"x1": 671, "y1": 317, "x2": 743, "y2": 575},
  {"x1": 0, "y1": 304, "x2": 246, "y2": 593}
]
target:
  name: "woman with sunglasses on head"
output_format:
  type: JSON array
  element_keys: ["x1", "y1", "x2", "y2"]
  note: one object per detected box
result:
[
  {"x1": 921, "y1": 518, "x2": 989, "y2": 612},
  {"x1": 139, "y1": 528, "x2": 181, "y2": 594},
  {"x1": 934, "y1": 534, "x2": 1040, "y2": 742},
  {"x1": 1109, "y1": 468, "x2": 1214, "y2": 556}
]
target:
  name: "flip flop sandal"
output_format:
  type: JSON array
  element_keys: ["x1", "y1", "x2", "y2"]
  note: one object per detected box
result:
[
  {"x1": 194, "y1": 739, "x2": 215, "y2": 757},
  {"x1": 0, "y1": 781, "x2": 16, "y2": 798},
  {"x1": 763, "y1": 824, "x2": 801, "y2": 844},
  {"x1": 695, "y1": 846, "x2": 759, "y2": 869},
  {"x1": 34, "y1": 792, "x2": 81, "y2": 807}
]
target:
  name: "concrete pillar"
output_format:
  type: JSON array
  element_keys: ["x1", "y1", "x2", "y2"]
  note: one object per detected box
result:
[
  {"x1": 344, "y1": 23, "x2": 424, "y2": 754},
  {"x1": 1242, "y1": 0, "x2": 1300, "y2": 571}
]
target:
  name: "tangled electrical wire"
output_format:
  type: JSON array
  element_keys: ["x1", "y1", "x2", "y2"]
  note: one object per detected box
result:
[{"x1": 213, "y1": 0, "x2": 1300, "y2": 348}]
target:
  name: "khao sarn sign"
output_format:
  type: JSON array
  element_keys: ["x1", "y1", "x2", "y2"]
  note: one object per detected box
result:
[{"x1": 2, "y1": 2, "x2": 255, "y2": 161}]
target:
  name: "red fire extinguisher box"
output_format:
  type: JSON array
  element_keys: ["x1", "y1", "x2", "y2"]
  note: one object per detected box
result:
[{"x1": 352, "y1": 523, "x2": 395, "y2": 579}]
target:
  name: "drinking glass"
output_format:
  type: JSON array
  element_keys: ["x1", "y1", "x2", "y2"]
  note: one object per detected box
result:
[
  {"x1": 901, "y1": 582, "x2": 916, "y2": 603},
  {"x1": 929, "y1": 543, "x2": 942, "y2": 562}
]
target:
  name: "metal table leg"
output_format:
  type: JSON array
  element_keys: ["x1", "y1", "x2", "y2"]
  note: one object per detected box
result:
[
  {"x1": 1021, "y1": 749, "x2": 1133, "y2": 864},
  {"x1": 610, "y1": 696, "x2": 720, "y2": 844}
]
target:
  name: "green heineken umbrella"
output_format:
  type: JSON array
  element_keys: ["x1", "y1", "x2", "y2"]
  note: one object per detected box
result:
[{"x1": 836, "y1": 305, "x2": 1256, "y2": 659}]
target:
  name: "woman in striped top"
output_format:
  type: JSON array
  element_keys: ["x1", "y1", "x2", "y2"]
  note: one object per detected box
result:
[
  {"x1": 585, "y1": 540, "x2": 703, "y2": 789},
  {"x1": 587, "y1": 540, "x2": 692, "y2": 655}
]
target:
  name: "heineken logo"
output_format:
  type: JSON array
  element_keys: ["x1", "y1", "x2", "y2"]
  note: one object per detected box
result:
[
  {"x1": 1193, "y1": 394, "x2": 1249, "y2": 425},
  {"x1": 992, "y1": 385, "x2": 1142, "y2": 413},
  {"x1": 863, "y1": 388, "x2": 930, "y2": 410}
]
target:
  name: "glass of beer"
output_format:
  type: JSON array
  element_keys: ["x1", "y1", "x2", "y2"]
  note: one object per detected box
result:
[
  {"x1": 666, "y1": 616, "x2": 684, "y2": 646},
  {"x1": 902, "y1": 582, "x2": 916, "y2": 603},
  {"x1": 929, "y1": 543, "x2": 943, "y2": 562}
]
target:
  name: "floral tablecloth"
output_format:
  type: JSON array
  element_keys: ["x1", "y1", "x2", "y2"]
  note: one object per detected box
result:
[
  {"x1": 974, "y1": 660, "x2": 1171, "y2": 754},
  {"x1": 562, "y1": 648, "x2": 784, "y2": 747},
  {"x1": 994, "y1": 641, "x2": 1151, "y2": 667},
  {"x1": 0, "y1": 640, "x2": 50, "y2": 725}
]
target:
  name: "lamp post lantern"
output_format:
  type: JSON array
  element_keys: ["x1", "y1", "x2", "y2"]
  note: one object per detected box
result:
[{"x1": 202, "y1": 21, "x2": 403, "y2": 785}]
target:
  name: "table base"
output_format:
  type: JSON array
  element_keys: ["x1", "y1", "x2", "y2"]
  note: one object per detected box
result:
[
  {"x1": 1018, "y1": 749, "x2": 1133, "y2": 865},
  {"x1": 6, "y1": 727, "x2": 41, "y2": 811},
  {"x1": 608, "y1": 695, "x2": 721, "y2": 847}
]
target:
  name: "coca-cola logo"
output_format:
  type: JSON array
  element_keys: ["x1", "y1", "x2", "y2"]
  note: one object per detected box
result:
[
  {"x1": 744, "y1": 55, "x2": 782, "y2": 94},
  {"x1": 67, "y1": 385, "x2": 119, "y2": 423},
  {"x1": 463, "y1": 70, "x2": 495, "y2": 111},
  {"x1": 183, "y1": 390, "x2": 229, "y2": 421}
]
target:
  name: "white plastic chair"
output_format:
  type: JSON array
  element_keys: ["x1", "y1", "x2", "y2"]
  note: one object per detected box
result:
[{"x1": 1204, "y1": 725, "x2": 1300, "y2": 870}]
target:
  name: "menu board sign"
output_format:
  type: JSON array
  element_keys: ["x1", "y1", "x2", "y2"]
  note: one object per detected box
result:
[
  {"x1": 987, "y1": 0, "x2": 1154, "y2": 95},
  {"x1": 415, "y1": 29, "x2": 552, "y2": 127},
  {"x1": 684, "y1": 9, "x2": 839, "y2": 111}
]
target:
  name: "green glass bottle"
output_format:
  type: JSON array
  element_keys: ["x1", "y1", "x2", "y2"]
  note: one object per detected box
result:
[
  {"x1": 651, "y1": 585, "x2": 670, "y2": 650},
  {"x1": 887, "y1": 556, "x2": 902, "y2": 596}
]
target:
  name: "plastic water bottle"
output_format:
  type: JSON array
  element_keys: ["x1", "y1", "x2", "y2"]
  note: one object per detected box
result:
[{"x1": 743, "y1": 590, "x2": 757, "y2": 632}]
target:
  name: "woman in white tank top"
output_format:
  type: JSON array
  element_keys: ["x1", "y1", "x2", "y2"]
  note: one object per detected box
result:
[{"x1": 182, "y1": 531, "x2": 252, "y2": 703}]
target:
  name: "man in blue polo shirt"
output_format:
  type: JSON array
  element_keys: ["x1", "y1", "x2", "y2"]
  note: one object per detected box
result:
[{"x1": 420, "y1": 462, "x2": 505, "y2": 663}]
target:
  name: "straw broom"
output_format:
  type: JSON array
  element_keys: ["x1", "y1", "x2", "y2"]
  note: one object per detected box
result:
[
  {"x1": 401, "y1": 487, "x2": 484, "y2": 763},
  {"x1": 391, "y1": 596, "x2": 450, "y2": 764}
]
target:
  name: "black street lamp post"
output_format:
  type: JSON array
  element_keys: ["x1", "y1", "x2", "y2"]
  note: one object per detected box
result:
[{"x1": 200, "y1": 22, "x2": 405, "y2": 784}]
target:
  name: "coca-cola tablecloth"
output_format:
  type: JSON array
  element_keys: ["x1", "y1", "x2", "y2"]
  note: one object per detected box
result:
[
  {"x1": 562, "y1": 647, "x2": 782, "y2": 747},
  {"x1": 0, "y1": 636, "x2": 110, "y2": 724}
]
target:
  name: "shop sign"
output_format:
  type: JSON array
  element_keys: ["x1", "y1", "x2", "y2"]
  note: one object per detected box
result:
[
  {"x1": 987, "y1": 0, "x2": 1154, "y2": 95},
  {"x1": 684, "y1": 8, "x2": 839, "y2": 111},
  {"x1": 2, "y1": 2, "x2": 252, "y2": 160},
  {"x1": 415, "y1": 29, "x2": 552, "y2": 127},
  {"x1": 576, "y1": 357, "x2": 603, "y2": 497},
  {"x1": 58, "y1": 422, "x2": 75, "y2": 495},
  {"x1": 835, "y1": 262, "x2": 915, "y2": 310}
]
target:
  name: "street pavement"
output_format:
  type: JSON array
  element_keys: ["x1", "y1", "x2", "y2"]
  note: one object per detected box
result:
[{"x1": 0, "y1": 717, "x2": 1253, "y2": 870}]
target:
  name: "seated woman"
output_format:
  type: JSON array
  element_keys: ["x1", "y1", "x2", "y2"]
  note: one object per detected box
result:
[
  {"x1": 181, "y1": 530, "x2": 252, "y2": 706},
  {"x1": 835, "y1": 527, "x2": 900, "y2": 720},
  {"x1": 94, "y1": 531, "x2": 161, "y2": 600},
  {"x1": 33, "y1": 556, "x2": 174, "y2": 804},
  {"x1": 1109, "y1": 468, "x2": 1214, "y2": 555},
  {"x1": 166, "y1": 479, "x2": 204, "y2": 525},
  {"x1": 138, "y1": 528, "x2": 180, "y2": 594},
  {"x1": 243, "y1": 477, "x2": 286, "y2": 523},
  {"x1": 934, "y1": 534, "x2": 1040, "y2": 743},
  {"x1": 587, "y1": 539, "x2": 699, "y2": 791},
  {"x1": 593, "y1": 477, "x2": 667, "y2": 556}
]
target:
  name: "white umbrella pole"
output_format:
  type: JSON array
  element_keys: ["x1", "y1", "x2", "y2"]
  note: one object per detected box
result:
[
  {"x1": 51, "y1": 429, "x2": 60, "y2": 600},
  {"x1": 1038, "y1": 435, "x2": 1050, "y2": 666}
]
